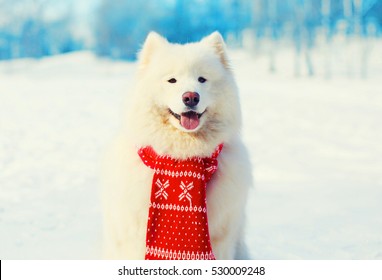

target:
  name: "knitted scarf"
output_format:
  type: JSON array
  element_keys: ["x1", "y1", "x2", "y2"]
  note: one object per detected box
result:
[{"x1": 138, "y1": 144, "x2": 223, "y2": 260}]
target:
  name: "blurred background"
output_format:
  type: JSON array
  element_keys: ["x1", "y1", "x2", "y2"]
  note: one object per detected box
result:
[
  {"x1": 0, "y1": 0, "x2": 381, "y2": 76},
  {"x1": 1, "y1": 0, "x2": 382, "y2": 259}
]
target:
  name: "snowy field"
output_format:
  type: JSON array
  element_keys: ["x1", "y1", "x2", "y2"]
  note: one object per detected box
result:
[{"x1": 1, "y1": 44, "x2": 381, "y2": 259}]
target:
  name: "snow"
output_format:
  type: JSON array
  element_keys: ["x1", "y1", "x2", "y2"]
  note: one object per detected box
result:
[{"x1": 1, "y1": 45, "x2": 381, "y2": 259}]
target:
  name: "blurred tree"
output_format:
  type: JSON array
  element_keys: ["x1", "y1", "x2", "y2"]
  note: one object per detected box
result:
[
  {"x1": 0, "y1": 0, "x2": 81, "y2": 59},
  {"x1": 1, "y1": 0, "x2": 382, "y2": 63},
  {"x1": 93, "y1": 0, "x2": 252, "y2": 60}
]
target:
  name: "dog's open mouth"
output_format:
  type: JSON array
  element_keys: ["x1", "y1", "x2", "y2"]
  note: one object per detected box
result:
[{"x1": 169, "y1": 109, "x2": 205, "y2": 130}]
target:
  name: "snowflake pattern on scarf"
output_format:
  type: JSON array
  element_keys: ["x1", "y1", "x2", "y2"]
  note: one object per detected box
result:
[{"x1": 138, "y1": 144, "x2": 223, "y2": 260}]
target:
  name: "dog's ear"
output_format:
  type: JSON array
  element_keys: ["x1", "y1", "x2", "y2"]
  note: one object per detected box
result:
[
  {"x1": 138, "y1": 32, "x2": 168, "y2": 68},
  {"x1": 201, "y1": 31, "x2": 229, "y2": 69}
]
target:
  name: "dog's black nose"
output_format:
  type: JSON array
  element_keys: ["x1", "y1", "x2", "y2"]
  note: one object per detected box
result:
[{"x1": 182, "y1": 92, "x2": 200, "y2": 107}]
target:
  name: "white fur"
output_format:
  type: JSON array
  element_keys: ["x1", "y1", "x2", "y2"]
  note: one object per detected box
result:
[{"x1": 102, "y1": 32, "x2": 253, "y2": 259}]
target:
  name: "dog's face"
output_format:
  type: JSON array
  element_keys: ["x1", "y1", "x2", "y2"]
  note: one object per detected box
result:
[{"x1": 136, "y1": 32, "x2": 238, "y2": 134}]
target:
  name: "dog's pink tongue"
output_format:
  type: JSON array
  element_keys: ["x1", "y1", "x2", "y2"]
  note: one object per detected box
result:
[{"x1": 181, "y1": 112, "x2": 199, "y2": 130}]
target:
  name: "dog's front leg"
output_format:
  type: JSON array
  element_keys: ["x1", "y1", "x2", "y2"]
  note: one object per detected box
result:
[{"x1": 209, "y1": 212, "x2": 245, "y2": 259}]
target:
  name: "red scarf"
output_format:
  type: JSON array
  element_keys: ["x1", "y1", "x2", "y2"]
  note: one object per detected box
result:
[{"x1": 138, "y1": 144, "x2": 223, "y2": 260}]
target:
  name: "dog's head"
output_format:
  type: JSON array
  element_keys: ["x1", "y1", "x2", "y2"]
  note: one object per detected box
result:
[{"x1": 130, "y1": 32, "x2": 241, "y2": 157}]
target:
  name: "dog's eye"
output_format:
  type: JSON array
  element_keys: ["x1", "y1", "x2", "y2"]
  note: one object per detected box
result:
[
  {"x1": 198, "y1": 77, "x2": 207, "y2": 83},
  {"x1": 168, "y1": 78, "x2": 177, "y2": 83}
]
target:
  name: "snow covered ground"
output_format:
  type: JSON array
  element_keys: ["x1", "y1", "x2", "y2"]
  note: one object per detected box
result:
[{"x1": 1, "y1": 44, "x2": 381, "y2": 259}]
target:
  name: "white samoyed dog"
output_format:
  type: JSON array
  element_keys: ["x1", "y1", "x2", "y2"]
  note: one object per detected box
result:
[{"x1": 102, "y1": 31, "x2": 252, "y2": 259}]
